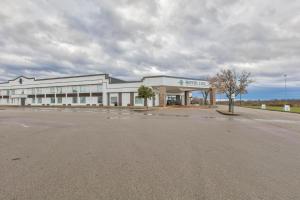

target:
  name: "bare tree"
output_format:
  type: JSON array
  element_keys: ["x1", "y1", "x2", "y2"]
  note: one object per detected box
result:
[
  {"x1": 214, "y1": 69, "x2": 253, "y2": 113},
  {"x1": 201, "y1": 77, "x2": 217, "y2": 105},
  {"x1": 201, "y1": 90, "x2": 209, "y2": 105}
]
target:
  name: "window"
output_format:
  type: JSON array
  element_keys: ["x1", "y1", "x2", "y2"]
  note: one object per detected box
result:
[
  {"x1": 57, "y1": 97, "x2": 62, "y2": 104},
  {"x1": 57, "y1": 87, "x2": 63, "y2": 94},
  {"x1": 111, "y1": 97, "x2": 118, "y2": 105},
  {"x1": 32, "y1": 98, "x2": 36, "y2": 104},
  {"x1": 135, "y1": 97, "x2": 144, "y2": 104},
  {"x1": 36, "y1": 88, "x2": 43, "y2": 94},
  {"x1": 72, "y1": 86, "x2": 78, "y2": 93},
  {"x1": 62, "y1": 87, "x2": 70, "y2": 93},
  {"x1": 97, "y1": 96, "x2": 103, "y2": 104},
  {"x1": 80, "y1": 97, "x2": 86, "y2": 104},
  {"x1": 38, "y1": 98, "x2": 42, "y2": 104},
  {"x1": 11, "y1": 90, "x2": 15, "y2": 95},
  {"x1": 97, "y1": 85, "x2": 102, "y2": 92},
  {"x1": 50, "y1": 97, "x2": 55, "y2": 104},
  {"x1": 31, "y1": 89, "x2": 35, "y2": 94},
  {"x1": 21, "y1": 90, "x2": 24, "y2": 94},
  {"x1": 80, "y1": 86, "x2": 88, "y2": 93},
  {"x1": 50, "y1": 87, "x2": 56, "y2": 94},
  {"x1": 72, "y1": 97, "x2": 78, "y2": 104}
]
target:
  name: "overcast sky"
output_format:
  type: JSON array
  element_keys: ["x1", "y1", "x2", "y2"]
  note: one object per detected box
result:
[{"x1": 0, "y1": 0, "x2": 299, "y2": 92}]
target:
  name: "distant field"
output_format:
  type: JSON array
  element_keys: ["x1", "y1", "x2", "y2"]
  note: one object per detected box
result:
[{"x1": 244, "y1": 105, "x2": 300, "y2": 114}]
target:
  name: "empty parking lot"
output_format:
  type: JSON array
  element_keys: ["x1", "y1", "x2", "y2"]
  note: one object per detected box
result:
[{"x1": 1, "y1": 106, "x2": 300, "y2": 200}]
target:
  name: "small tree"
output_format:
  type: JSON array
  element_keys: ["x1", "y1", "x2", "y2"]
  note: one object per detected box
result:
[
  {"x1": 214, "y1": 69, "x2": 253, "y2": 113},
  {"x1": 138, "y1": 85, "x2": 155, "y2": 108}
]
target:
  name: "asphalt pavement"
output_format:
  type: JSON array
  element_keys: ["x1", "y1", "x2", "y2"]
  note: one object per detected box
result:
[{"x1": 0, "y1": 106, "x2": 300, "y2": 200}]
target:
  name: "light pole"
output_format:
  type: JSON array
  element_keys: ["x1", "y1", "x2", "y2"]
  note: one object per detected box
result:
[{"x1": 284, "y1": 74, "x2": 287, "y2": 102}]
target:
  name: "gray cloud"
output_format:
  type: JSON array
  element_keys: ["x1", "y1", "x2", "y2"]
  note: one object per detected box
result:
[{"x1": 0, "y1": 0, "x2": 299, "y2": 87}]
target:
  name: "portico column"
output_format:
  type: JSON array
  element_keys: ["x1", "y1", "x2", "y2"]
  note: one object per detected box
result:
[
  {"x1": 209, "y1": 87, "x2": 216, "y2": 106},
  {"x1": 130, "y1": 92, "x2": 134, "y2": 106},
  {"x1": 159, "y1": 86, "x2": 166, "y2": 107},
  {"x1": 184, "y1": 91, "x2": 191, "y2": 106}
]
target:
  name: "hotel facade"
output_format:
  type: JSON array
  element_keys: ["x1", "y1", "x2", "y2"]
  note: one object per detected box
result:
[{"x1": 0, "y1": 74, "x2": 216, "y2": 107}]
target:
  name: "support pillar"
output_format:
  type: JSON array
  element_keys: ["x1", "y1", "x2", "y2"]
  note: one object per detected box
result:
[
  {"x1": 77, "y1": 92, "x2": 79, "y2": 104},
  {"x1": 102, "y1": 92, "x2": 107, "y2": 106},
  {"x1": 209, "y1": 87, "x2": 216, "y2": 106},
  {"x1": 118, "y1": 92, "x2": 122, "y2": 106},
  {"x1": 89, "y1": 92, "x2": 92, "y2": 105},
  {"x1": 44, "y1": 93, "x2": 46, "y2": 105},
  {"x1": 184, "y1": 91, "x2": 191, "y2": 106},
  {"x1": 107, "y1": 93, "x2": 110, "y2": 106},
  {"x1": 130, "y1": 92, "x2": 134, "y2": 106},
  {"x1": 159, "y1": 86, "x2": 166, "y2": 107},
  {"x1": 152, "y1": 95, "x2": 156, "y2": 107},
  {"x1": 176, "y1": 95, "x2": 181, "y2": 105},
  {"x1": 102, "y1": 83, "x2": 108, "y2": 106}
]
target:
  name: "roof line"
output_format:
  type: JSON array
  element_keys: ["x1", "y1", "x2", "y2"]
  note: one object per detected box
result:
[
  {"x1": 141, "y1": 75, "x2": 206, "y2": 81},
  {"x1": 0, "y1": 74, "x2": 207, "y2": 85},
  {"x1": 0, "y1": 74, "x2": 110, "y2": 85},
  {"x1": 35, "y1": 73, "x2": 109, "y2": 81},
  {"x1": 0, "y1": 75, "x2": 35, "y2": 85}
]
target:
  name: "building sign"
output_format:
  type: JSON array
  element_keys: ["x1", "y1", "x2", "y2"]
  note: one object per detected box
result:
[{"x1": 178, "y1": 79, "x2": 208, "y2": 87}]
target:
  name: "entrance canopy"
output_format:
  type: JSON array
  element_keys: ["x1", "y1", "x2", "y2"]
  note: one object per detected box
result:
[
  {"x1": 141, "y1": 76, "x2": 212, "y2": 106},
  {"x1": 143, "y1": 76, "x2": 210, "y2": 91}
]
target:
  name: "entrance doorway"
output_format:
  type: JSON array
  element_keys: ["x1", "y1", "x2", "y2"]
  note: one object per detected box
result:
[
  {"x1": 21, "y1": 98, "x2": 26, "y2": 106},
  {"x1": 167, "y1": 95, "x2": 182, "y2": 105}
]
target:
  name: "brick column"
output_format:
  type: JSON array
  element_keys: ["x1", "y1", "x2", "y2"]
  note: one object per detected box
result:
[
  {"x1": 210, "y1": 87, "x2": 216, "y2": 106},
  {"x1": 176, "y1": 95, "x2": 181, "y2": 105},
  {"x1": 130, "y1": 92, "x2": 134, "y2": 106},
  {"x1": 184, "y1": 91, "x2": 191, "y2": 106},
  {"x1": 159, "y1": 86, "x2": 166, "y2": 107}
]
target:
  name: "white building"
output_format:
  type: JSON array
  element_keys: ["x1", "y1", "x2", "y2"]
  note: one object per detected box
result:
[{"x1": 0, "y1": 74, "x2": 216, "y2": 107}]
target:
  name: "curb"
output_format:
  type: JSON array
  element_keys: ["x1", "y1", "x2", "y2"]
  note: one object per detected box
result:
[{"x1": 216, "y1": 110, "x2": 240, "y2": 116}]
